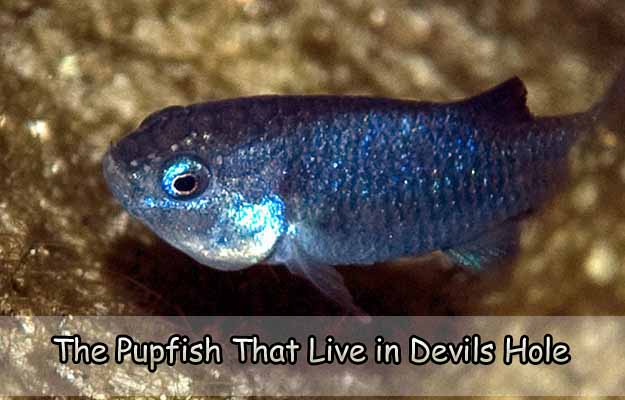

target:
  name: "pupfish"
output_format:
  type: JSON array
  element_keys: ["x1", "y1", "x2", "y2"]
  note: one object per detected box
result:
[{"x1": 103, "y1": 64, "x2": 625, "y2": 314}]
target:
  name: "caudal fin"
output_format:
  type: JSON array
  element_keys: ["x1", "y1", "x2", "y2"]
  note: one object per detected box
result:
[{"x1": 593, "y1": 63, "x2": 625, "y2": 134}]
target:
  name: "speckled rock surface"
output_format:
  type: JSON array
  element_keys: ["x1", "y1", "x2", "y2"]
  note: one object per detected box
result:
[{"x1": 0, "y1": 0, "x2": 624, "y2": 394}]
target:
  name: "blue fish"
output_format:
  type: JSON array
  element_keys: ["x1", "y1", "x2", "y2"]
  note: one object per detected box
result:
[{"x1": 103, "y1": 65, "x2": 624, "y2": 314}]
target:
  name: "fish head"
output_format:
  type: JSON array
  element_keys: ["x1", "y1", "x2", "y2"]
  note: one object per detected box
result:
[{"x1": 102, "y1": 104, "x2": 288, "y2": 270}]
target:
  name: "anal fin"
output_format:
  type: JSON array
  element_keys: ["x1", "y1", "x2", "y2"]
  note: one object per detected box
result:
[{"x1": 443, "y1": 217, "x2": 522, "y2": 270}]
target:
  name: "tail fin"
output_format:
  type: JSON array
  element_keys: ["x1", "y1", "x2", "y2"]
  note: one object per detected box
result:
[{"x1": 593, "y1": 63, "x2": 625, "y2": 134}]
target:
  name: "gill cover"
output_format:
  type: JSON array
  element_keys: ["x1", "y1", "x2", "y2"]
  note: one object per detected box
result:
[{"x1": 210, "y1": 193, "x2": 288, "y2": 267}]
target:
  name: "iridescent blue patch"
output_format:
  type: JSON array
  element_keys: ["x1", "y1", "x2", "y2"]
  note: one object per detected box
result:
[{"x1": 228, "y1": 194, "x2": 287, "y2": 237}]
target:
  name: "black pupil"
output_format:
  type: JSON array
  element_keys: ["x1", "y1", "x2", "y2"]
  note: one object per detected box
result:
[{"x1": 173, "y1": 174, "x2": 197, "y2": 194}]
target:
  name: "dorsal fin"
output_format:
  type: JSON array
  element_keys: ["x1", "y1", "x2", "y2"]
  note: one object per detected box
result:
[{"x1": 465, "y1": 77, "x2": 533, "y2": 124}]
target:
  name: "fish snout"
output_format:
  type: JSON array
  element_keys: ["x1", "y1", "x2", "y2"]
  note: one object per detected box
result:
[{"x1": 102, "y1": 146, "x2": 136, "y2": 209}]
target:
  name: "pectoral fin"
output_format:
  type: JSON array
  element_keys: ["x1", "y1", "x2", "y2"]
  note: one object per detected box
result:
[{"x1": 443, "y1": 218, "x2": 521, "y2": 270}]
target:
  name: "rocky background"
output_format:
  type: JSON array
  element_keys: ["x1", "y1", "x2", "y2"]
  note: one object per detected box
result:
[{"x1": 0, "y1": 0, "x2": 624, "y2": 395}]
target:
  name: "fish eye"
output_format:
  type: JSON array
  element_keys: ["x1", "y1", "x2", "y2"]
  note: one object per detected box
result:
[
  {"x1": 172, "y1": 173, "x2": 198, "y2": 195},
  {"x1": 161, "y1": 156, "x2": 209, "y2": 199}
]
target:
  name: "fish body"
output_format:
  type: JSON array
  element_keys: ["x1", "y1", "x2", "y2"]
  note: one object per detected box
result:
[{"x1": 103, "y1": 68, "x2": 623, "y2": 313}]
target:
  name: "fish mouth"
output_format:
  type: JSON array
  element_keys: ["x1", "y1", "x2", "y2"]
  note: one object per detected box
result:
[{"x1": 102, "y1": 146, "x2": 135, "y2": 210}]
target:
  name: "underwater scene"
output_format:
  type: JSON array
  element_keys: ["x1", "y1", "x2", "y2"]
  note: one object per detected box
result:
[{"x1": 1, "y1": 0, "x2": 624, "y2": 396}]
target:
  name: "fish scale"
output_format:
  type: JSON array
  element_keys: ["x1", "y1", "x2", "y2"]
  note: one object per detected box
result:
[{"x1": 103, "y1": 66, "x2": 624, "y2": 314}]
